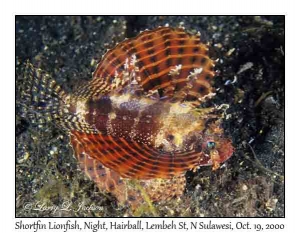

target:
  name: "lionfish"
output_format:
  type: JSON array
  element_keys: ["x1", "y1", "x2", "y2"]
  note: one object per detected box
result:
[{"x1": 20, "y1": 26, "x2": 234, "y2": 209}]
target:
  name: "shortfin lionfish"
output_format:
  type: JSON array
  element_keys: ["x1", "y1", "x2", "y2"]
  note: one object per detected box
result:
[{"x1": 19, "y1": 26, "x2": 234, "y2": 209}]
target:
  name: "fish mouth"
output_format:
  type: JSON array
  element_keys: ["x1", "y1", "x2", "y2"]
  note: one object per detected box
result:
[{"x1": 214, "y1": 138, "x2": 234, "y2": 166}]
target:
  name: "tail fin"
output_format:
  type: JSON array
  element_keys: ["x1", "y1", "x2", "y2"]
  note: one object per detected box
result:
[
  {"x1": 18, "y1": 61, "x2": 68, "y2": 126},
  {"x1": 18, "y1": 61, "x2": 95, "y2": 133}
]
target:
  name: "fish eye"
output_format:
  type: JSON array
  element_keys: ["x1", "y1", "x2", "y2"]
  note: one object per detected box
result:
[{"x1": 207, "y1": 141, "x2": 216, "y2": 149}]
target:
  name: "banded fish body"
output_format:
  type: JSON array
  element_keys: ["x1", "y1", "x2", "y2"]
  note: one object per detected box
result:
[{"x1": 21, "y1": 27, "x2": 234, "y2": 208}]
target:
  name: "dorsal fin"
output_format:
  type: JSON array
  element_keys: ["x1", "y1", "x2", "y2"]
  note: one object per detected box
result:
[{"x1": 74, "y1": 27, "x2": 216, "y2": 103}]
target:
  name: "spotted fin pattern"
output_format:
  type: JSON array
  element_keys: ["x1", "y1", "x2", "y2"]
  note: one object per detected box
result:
[{"x1": 20, "y1": 62, "x2": 96, "y2": 133}]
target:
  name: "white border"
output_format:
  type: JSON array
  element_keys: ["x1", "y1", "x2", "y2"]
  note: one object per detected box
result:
[{"x1": 2, "y1": 0, "x2": 298, "y2": 232}]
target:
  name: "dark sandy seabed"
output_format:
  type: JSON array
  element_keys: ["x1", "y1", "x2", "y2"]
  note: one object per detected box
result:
[{"x1": 15, "y1": 16, "x2": 284, "y2": 217}]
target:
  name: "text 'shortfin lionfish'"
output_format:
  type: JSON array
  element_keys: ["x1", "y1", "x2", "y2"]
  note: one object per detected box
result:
[{"x1": 20, "y1": 26, "x2": 234, "y2": 209}]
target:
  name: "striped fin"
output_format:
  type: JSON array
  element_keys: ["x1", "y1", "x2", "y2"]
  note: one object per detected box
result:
[
  {"x1": 74, "y1": 27, "x2": 215, "y2": 102},
  {"x1": 75, "y1": 146, "x2": 128, "y2": 202},
  {"x1": 19, "y1": 61, "x2": 67, "y2": 125},
  {"x1": 74, "y1": 140, "x2": 186, "y2": 208},
  {"x1": 70, "y1": 130, "x2": 210, "y2": 180},
  {"x1": 19, "y1": 61, "x2": 96, "y2": 133}
]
